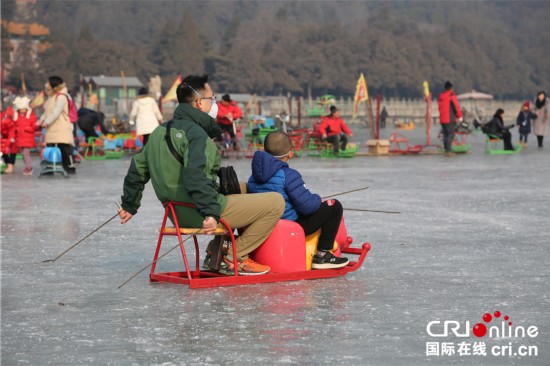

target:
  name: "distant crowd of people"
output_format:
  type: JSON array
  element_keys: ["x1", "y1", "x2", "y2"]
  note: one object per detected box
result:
[
  {"x1": 437, "y1": 81, "x2": 548, "y2": 154},
  {"x1": 2, "y1": 75, "x2": 548, "y2": 177}
]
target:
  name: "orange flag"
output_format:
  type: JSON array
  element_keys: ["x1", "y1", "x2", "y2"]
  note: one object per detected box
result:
[
  {"x1": 30, "y1": 91, "x2": 44, "y2": 108},
  {"x1": 352, "y1": 73, "x2": 369, "y2": 120},
  {"x1": 162, "y1": 75, "x2": 182, "y2": 103}
]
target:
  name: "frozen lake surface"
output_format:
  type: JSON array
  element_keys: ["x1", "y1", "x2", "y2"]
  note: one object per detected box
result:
[{"x1": 2, "y1": 126, "x2": 549, "y2": 365}]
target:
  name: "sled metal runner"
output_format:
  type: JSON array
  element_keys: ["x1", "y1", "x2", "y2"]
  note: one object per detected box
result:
[{"x1": 149, "y1": 202, "x2": 371, "y2": 289}]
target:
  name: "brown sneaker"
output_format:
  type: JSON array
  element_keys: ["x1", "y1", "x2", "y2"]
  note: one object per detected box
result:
[
  {"x1": 445, "y1": 151, "x2": 456, "y2": 157},
  {"x1": 222, "y1": 256, "x2": 270, "y2": 276}
]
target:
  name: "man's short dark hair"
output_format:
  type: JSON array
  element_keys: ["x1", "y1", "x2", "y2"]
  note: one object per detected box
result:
[
  {"x1": 48, "y1": 75, "x2": 64, "y2": 88},
  {"x1": 177, "y1": 74, "x2": 209, "y2": 104},
  {"x1": 138, "y1": 87, "x2": 149, "y2": 96},
  {"x1": 264, "y1": 131, "x2": 292, "y2": 157},
  {"x1": 222, "y1": 94, "x2": 231, "y2": 102}
]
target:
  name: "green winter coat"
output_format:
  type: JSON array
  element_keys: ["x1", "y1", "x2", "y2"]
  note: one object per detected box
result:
[{"x1": 121, "y1": 103, "x2": 225, "y2": 227}]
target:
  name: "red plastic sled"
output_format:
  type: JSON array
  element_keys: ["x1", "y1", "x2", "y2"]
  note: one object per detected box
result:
[
  {"x1": 389, "y1": 132, "x2": 423, "y2": 154},
  {"x1": 149, "y1": 202, "x2": 371, "y2": 288}
]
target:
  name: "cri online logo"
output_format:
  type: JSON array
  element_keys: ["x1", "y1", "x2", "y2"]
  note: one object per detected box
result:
[{"x1": 427, "y1": 310, "x2": 538, "y2": 338}]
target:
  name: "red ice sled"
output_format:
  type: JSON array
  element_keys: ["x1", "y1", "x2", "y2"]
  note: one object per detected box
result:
[{"x1": 149, "y1": 202, "x2": 371, "y2": 288}]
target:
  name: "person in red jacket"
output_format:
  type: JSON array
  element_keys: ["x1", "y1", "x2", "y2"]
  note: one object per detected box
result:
[
  {"x1": 437, "y1": 81, "x2": 463, "y2": 156},
  {"x1": 13, "y1": 96, "x2": 38, "y2": 175},
  {"x1": 216, "y1": 94, "x2": 243, "y2": 148},
  {"x1": 1, "y1": 102, "x2": 17, "y2": 174},
  {"x1": 318, "y1": 105, "x2": 353, "y2": 156}
]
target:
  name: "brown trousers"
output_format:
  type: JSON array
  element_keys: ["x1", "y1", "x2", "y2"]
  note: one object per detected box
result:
[{"x1": 220, "y1": 183, "x2": 284, "y2": 260}]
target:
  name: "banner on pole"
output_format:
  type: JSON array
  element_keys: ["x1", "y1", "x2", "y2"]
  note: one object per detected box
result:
[
  {"x1": 352, "y1": 73, "x2": 369, "y2": 120},
  {"x1": 423, "y1": 80, "x2": 430, "y2": 98},
  {"x1": 162, "y1": 75, "x2": 182, "y2": 103},
  {"x1": 30, "y1": 91, "x2": 44, "y2": 108},
  {"x1": 21, "y1": 73, "x2": 27, "y2": 95}
]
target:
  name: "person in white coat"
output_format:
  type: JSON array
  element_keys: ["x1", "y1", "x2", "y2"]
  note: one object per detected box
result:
[
  {"x1": 129, "y1": 87, "x2": 163, "y2": 145},
  {"x1": 533, "y1": 91, "x2": 549, "y2": 148}
]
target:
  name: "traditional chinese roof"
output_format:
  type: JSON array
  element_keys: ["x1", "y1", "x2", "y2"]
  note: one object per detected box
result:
[
  {"x1": 83, "y1": 76, "x2": 144, "y2": 88},
  {"x1": 1, "y1": 20, "x2": 49, "y2": 37}
]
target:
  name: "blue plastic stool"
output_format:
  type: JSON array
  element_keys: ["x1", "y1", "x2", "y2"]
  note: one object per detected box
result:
[{"x1": 39, "y1": 146, "x2": 68, "y2": 177}]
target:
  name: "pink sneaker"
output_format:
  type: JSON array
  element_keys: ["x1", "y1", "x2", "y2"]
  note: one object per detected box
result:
[{"x1": 22, "y1": 168, "x2": 33, "y2": 176}]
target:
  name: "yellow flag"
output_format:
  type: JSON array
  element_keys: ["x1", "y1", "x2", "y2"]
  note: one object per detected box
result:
[
  {"x1": 423, "y1": 81, "x2": 430, "y2": 97},
  {"x1": 30, "y1": 91, "x2": 44, "y2": 108},
  {"x1": 162, "y1": 75, "x2": 182, "y2": 103},
  {"x1": 352, "y1": 73, "x2": 369, "y2": 120}
]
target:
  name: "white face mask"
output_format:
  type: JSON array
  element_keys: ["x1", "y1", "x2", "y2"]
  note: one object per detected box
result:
[{"x1": 208, "y1": 101, "x2": 218, "y2": 119}]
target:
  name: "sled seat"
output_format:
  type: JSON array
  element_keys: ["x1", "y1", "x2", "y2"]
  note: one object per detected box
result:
[
  {"x1": 84, "y1": 137, "x2": 106, "y2": 160},
  {"x1": 150, "y1": 201, "x2": 240, "y2": 288},
  {"x1": 308, "y1": 140, "x2": 357, "y2": 158},
  {"x1": 161, "y1": 227, "x2": 228, "y2": 235},
  {"x1": 123, "y1": 139, "x2": 136, "y2": 153},
  {"x1": 485, "y1": 133, "x2": 502, "y2": 152},
  {"x1": 104, "y1": 139, "x2": 124, "y2": 159}
]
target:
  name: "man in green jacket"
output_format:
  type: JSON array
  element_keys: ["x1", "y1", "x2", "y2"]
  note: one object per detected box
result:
[{"x1": 118, "y1": 74, "x2": 284, "y2": 275}]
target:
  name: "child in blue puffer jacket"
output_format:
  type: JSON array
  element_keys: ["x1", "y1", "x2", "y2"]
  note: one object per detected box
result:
[{"x1": 247, "y1": 131, "x2": 348, "y2": 269}]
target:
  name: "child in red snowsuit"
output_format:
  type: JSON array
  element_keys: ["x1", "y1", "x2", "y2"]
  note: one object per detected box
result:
[{"x1": 13, "y1": 96, "x2": 38, "y2": 175}]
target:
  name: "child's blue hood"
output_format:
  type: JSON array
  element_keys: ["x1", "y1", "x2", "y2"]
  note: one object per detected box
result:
[{"x1": 250, "y1": 151, "x2": 287, "y2": 184}]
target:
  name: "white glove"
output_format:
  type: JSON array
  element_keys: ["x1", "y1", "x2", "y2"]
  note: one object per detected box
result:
[
  {"x1": 457, "y1": 117, "x2": 463, "y2": 123},
  {"x1": 129, "y1": 121, "x2": 135, "y2": 125}
]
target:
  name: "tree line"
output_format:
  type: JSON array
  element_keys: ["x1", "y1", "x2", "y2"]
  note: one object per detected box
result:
[{"x1": 2, "y1": 0, "x2": 548, "y2": 100}]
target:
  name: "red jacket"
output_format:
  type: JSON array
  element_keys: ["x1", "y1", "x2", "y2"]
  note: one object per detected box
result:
[
  {"x1": 1, "y1": 107, "x2": 19, "y2": 154},
  {"x1": 438, "y1": 90, "x2": 463, "y2": 124},
  {"x1": 14, "y1": 110, "x2": 38, "y2": 148},
  {"x1": 216, "y1": 101, "x2": 243, "y2": 126},
  {"x1": 318, "y1": 115, "x2": 352, "y2": 136}
]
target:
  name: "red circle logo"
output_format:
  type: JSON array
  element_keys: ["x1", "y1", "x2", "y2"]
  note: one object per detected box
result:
[{"x1": 472, "y1": 323, "x2": 487, "y2": 337}]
